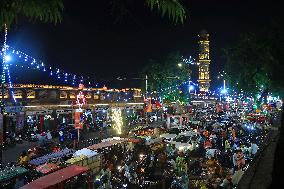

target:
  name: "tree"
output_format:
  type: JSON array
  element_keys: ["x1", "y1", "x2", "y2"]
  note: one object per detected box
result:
[
  {"x1": 110, "y1": 0, "x2": 187, "y2": 24},
  {"x1": 146, "y1": 0, "x2": 187, "y2": 23},
  {"x1": 0, "y1": 0, "x2": 64, "y2": 29},
  {"x1": 142, "y1": 52, "x2": 191, "y2": 104},
  {"x1": 223, "y1": 22, "x2": 284, "y2": 104}
]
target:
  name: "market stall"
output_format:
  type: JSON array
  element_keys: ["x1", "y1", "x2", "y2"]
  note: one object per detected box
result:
[
  {"x1": 20, "y1": 165, "x2": 92, "y2": 189},
  {"x1": 66, "y1": 148, "x2": 101, "y2": 174},
  {"x1": 0, "y1": 166, "x2": 29, "y2": 188},
  {"x1": 87, "y1": 138, "x2": 127, "y2": 151},
  {"x1": 29, "y1": 148, "x2": 75, "y2": 166},
  {"x1": 36, "y1": 163, "x2": 61, "y2": 175}
]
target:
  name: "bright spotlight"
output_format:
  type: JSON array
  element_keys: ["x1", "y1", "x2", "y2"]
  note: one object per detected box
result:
[
  {"x1": 178, "y1": 63, "x2": 182, "y2": 67},
  {"x1": 221, "y1": 88, "x2": 227, "y2": 94},
  {"x1": 4, "y1": 55, "x2": 11, "y2": 62},
  {"x1": 189, "y1": 85, "x2": 194, "y2": 92}
]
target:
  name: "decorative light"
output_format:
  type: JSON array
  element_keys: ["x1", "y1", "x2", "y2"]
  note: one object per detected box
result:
[
  {"x1": 1, "y1": 24, "x2": 16, "y2": 102},
  {"x1": 76, "y1": 91, "x2": 86, "y2": 108},
  {"x1": 4, "y1": 55, "x2": 11, "y2": 62},
  {"x1": 3, "y1": 45, "x2": 101, "y2": 87},
  {"x1": 111, "y1": 108, "x2": 123, "y2": 134}
]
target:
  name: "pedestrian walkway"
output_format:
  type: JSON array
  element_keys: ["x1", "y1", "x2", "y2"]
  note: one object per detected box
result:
[
  {"x1": 269, "y1": 109, "x2": 284, "y2": 188},
  {"x1": 237, "y1": 110, "x2": 282, "y2": 189},
  {"x1": 2, "y1": 141, "x2": 38, "y2": 164}
]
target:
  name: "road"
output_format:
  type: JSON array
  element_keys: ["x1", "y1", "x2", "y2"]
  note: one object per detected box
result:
[
  {"x1": 1, "y1": 122, "x2": 149, "y2": 164},
  {"x1": 1, "y1": 127, "x2": 115, "y2": 164}
]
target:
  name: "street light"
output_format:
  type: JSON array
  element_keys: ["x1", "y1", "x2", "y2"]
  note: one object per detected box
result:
[{"x1": 4, "y1": 55, "x2": 11, "y2": 62}]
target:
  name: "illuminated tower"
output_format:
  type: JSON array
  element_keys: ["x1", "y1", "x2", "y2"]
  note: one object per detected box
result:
[{"x1": 197, "y1": 30, "x2": 211, "y2": 93}]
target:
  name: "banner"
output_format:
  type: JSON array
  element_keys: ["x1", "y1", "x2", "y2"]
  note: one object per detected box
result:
[{"x1": 74, "y1": 111, "x2": 83, "y2": 129}]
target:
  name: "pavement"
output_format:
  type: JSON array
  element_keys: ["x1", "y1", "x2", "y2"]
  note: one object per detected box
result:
[
  {"x1": 237, "y1": 110, "x2": 282, "y2": 189},
  {"x1": 1, "y1": 127, "x2": 115, "y2": 164},
  {"x1": 269, "y1": 109, "x2": 284, "y2": 188},
  {"x1": 1, "y1": 122, "x2": 145, "y2": 164}
]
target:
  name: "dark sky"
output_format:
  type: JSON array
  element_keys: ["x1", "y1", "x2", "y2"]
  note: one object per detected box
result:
[{"x1": 4, "y1": 0, "x2": 282, "y2": 89}]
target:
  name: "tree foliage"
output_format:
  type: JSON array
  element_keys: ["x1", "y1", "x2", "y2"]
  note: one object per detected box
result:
[
  {"x1": 0, "y1": 0, "x2": 64, "y2": 29},
  {"x1": 146, "y1": 0, "x2": 187, "y2": 23},
  {"x1": 142, "y1": 52, "x2": 191, "y2": 104},
  {"x1": 224, "y1": 22, "x2": 284, "y2": 100},
  {"x1": 110, "y1": 0, "x2": 187, "y2": 24}
]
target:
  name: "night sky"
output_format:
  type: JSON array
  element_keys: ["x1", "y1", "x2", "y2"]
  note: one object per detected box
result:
[{"x1": 4, "y1": 0, "x2": 281, "y2": 89}]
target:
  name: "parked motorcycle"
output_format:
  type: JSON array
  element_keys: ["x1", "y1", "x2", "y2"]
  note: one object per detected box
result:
[{"x1": 15, "y1": 134, "x2": 23, "y2": 144}]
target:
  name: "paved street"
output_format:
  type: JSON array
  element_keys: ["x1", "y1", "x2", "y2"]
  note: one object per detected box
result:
[
  {"x1": 1, "y1": 123, "x2": 144, "y2": 164},
  {"x1": 1, "y1": 127, "x2": 114, "y2": 164}
]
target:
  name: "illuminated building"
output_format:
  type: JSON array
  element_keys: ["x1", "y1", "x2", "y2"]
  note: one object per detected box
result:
[{"x1": 197, "y1": 30, "x2": 211, "y2": 92}]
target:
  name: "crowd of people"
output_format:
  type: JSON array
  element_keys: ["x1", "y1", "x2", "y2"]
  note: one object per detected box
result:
[
  {"x1": 1, "y1": 102, "x2": 278, "y2": 189},
  {"x1": 92, "y1": 104, "x2": 275, "y2": 189}
]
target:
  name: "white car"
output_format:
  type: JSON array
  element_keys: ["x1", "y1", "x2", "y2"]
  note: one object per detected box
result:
[
  {"x1": 169, "y1": 135, "x2": 198, "y2": 152},
  {"x1": 159, "y1": 133, "x2": 177, "y2": 142}
]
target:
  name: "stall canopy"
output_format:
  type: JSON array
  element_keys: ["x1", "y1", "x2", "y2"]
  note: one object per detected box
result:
[
  {"x1": 73, "y1": 148, "x2": 97, "y2": 158},
  {"x1": 0, "y1": 166, "x2": 28, "y2": 183},
  {"x1": 36, "y1": 163, "x2": 60, "y2": 174},
  {"x1": 87, "y1": 139, "x2": 127, "y2": 150},
  {"x1": 20, "y1": 165, "x2": 89, "y2": 189},
  {"x1": 29, "y1": 148, "x2": 75, "y2": 166}
]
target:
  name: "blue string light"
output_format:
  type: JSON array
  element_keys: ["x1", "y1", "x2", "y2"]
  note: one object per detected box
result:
[
  {"x1": 6, "y1": 64, "x2": 16, "y2": 102},
  {"x1": 1, "y1": 25, "x2": 16, "y2": 102},
  {"x1": 4, "y1": 45, "x2": 100, "y2": 87}
]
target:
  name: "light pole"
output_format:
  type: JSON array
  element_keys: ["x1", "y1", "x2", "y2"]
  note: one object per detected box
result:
[{"x1": 218, "y1": 71, "x2": 227, "y2": 101}]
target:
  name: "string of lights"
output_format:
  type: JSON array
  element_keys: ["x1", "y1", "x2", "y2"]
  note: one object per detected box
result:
[
  {"x1": 1, "y1": 25, "x2": 17, "y2": 102},
  {"x1": 6, "y1": 64, "x2": 16, "y2": 102},
  {"x1": 181, "y1": 56, "x2": 197, "y2": 65},
  {"x1": 2, "y1": 45, "x2": 100, "y2": 87}
]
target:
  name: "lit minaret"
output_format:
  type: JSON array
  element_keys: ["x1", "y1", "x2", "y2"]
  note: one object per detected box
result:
[{"x1": 197, "y1": 30, "x2": 211, "y2": 92}]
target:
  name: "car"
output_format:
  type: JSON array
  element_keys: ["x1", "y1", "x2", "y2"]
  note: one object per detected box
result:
[
  {"x1": 169, "y1": 134, "x2": 199, "y2": 152},
  {"x1": 159, "y1": 133, "x2": 177, "y2": 142}
]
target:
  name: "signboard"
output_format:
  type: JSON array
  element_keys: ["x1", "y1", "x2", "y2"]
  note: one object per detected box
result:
[
  {"x1": 74, "y1": 111, "x2": 83, "y2": 129},
  {"x1": 4, "y1": 106, "x2": 24, "y2": 113},
  {"x1": 60, "y1": 91, "x2": 68, "y2": 99},
  {"x1": 94, "y1": 95, "x2": 99, "y2": 100}
]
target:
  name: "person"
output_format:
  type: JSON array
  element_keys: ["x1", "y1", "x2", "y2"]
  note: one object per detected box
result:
[
  {"x1": 53, "y1": 145, "x2": 60, "y2": 152},
  {"x1": 18, "y1": 151, "x2": 30, "y2": 167},
  {"x1": 250, "y1": 141, "x2": 258, "y2": 158},
  {"x1": 59, "y1": 130, "x2": 64, "y2": 143},
  {"x1": 46, "y1": 130, "x2": 52, "y2": 140},
  {"x1": 236, "y1": 149, "x2": 245, "y2": 170},
  {"x1": 13, "y1": 176, "x2": 26, "y2": 189}
]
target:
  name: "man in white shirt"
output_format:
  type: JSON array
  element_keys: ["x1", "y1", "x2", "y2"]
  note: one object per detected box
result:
[
  {"x1": 46, "y1": 130, "x2": 52, "y2": 140},
  {"x1": 250, "y1": 142, "x2": 258, "y2": 157}
]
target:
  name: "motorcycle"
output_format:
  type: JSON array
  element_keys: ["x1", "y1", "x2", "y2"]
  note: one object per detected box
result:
[
  {"x1": 5, "y1": 132, "x2": 16, "y2": 147},
  {"x1": 15, "y1": 134, "x2": 23, "y2": 144}
]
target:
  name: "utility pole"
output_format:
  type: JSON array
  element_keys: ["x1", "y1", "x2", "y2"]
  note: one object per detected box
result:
[
  {"x1": 0, "y1": 24, "x2": 8, "y2": 164},
  {"x1": 145, "y1": 75, "x2": 148, "y2": 126},
  {"x1": 145, "y1": 75, "x2": 148, "y2": 98}
]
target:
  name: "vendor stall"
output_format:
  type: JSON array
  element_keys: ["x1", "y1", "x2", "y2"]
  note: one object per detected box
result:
[
  {"x1": 66, "y1": 148, "x2": 101, "y2": 174},
  {"x1": 87, "y1": 138, "x2": 127, "y2": 151},
  {"x1": 36, "y1": 163, "x2": 61, "y2": 175},
  {"x1": 20, "y1": 165, "x2": 92, "y2": 189},
  {"x1": 0, "y1": 166, "x2": 29, "y2": 188},
  {"x1": 29, "y1": 148, "x2": 75, "y2": 166}
]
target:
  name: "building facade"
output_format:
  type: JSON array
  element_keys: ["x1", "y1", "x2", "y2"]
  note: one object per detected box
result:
[{"x1": 197, "y1": 30, "x2": 211, "y2": 92}]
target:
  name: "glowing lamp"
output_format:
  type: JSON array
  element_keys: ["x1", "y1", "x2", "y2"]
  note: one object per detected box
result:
[
  {"x1": 4, "y1": 55, "x2": 11, "y2": 62},
  {"x1": 221, "y1": 88, "x2": 227, "y2": 94}
]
